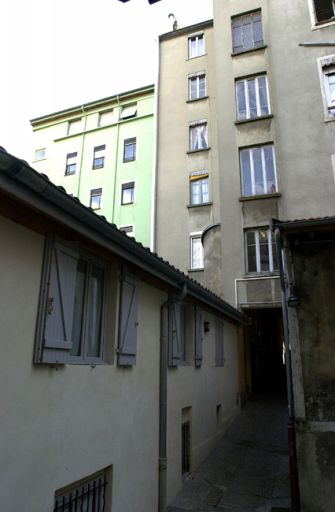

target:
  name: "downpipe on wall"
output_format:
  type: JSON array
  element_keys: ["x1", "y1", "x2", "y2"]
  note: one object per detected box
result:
[{"x1": 274, "y1": 227, "x2": 300, "y2": 512}]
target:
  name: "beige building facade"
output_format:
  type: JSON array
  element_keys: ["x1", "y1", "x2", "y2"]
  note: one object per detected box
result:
[
  {"x1": 156, "y1": 0, "x2": 335, "y2": 396},
  {"x1": 0, "y1": 149, "x2": 246, "y2": 511}
]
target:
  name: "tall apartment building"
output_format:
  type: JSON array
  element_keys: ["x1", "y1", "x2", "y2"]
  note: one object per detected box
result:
[
  {"x1": 30, "y1": 85, "x2": 155, "y2": 247},
  {"x1": 156, "y1": 2, "x2": 335, "y2": 394}
]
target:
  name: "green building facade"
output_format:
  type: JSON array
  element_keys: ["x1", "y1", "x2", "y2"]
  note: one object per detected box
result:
[{"x1": 30, "y1": 84, "x2": 155, "y2": 248}]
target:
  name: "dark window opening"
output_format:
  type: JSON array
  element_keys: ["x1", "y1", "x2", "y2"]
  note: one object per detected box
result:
[
  {"x1": 314, "y1": 0, "x2": 335, "y2": 22},
  {"x1": 181, "y1": 421, "x2": 191, "y2": 475}
]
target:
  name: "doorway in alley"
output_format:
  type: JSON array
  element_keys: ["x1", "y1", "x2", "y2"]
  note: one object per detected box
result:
[{"x1": 245, "y1": 308, "x2": 286, "y2": 395}]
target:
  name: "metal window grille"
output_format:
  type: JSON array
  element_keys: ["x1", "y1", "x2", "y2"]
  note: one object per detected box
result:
[
  {"x1": 54, "y1": 473, "x2": 107, "y2": 512},
  {"x1": 181, "y1": 421, "x2": 191, "y2": 474}
]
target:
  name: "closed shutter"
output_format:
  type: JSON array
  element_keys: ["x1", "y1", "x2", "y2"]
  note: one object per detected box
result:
[
  {"x1": 194, "y1": 307, "x2": 203, "y2": 367},
  {"x1": 215, "y1": 317, "x2": 225, "y2": 366},
  {"x1": 168, "y1": 302, "x2": 182, "y2": 366},
  {"x1": 117, "y1": 274, "x2": 138, "y2": 366},
  {"x1": 37, "y1": 239, "x2": 78, "y2": 364}
]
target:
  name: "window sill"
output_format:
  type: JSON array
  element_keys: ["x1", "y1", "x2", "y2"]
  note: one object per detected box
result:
[
  {"x1": 187, "y1": 147, "x2": 211, "y2": 155},
  {"x1": 188, "y1": 268, "x2": 204, "y2": 273},
  {"x1": 187, "y1": 53, "x2": 207, "y2": 61},
  {"x1": 239, "y1": 192, "x2": 281, "y2": 202},
  {"x1": 235, "y1": 114, "x2": 273, "y2": 125},
  {"x1": 121, "y1": 202, "x2": 134, "y2": 206},
  {"x1": 186, "y1": 96, "x2": 209, "y2": 104},
  {"x1": 123, "y1": 159, "x2": 136, "y2": 163},
  {"x1": 231, "y1": 44, "x2": 268, "y2": 57},
  {"x1": 244, "y1": 271, "x2": 279, "y2": 278},
  {"x1": 187, "y1": 202, "x2": 212, "y2": 209},
  {"x1": 313, "y1": 18, "x2": 335, "y2": 29},
  {"x1": 324, "y1": 116, "x2": 335, "y2": 123}
]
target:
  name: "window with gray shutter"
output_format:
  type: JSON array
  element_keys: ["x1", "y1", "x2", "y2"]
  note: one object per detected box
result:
[
  {"x1": 117, "y1": 273, "x2": 138, "y2": 366},
  {"x1": 215, "y1": 317, "x2": 225, "y2": 366},
  {"x1": 35, "y1": 237, "x2": 78, "y2": 364},
  {"x1": 168, "y1": 302, "x2": 184, "y2": 366},
  {"x1": 194, "y1": 307, "x2": 203, "y2": 367}
]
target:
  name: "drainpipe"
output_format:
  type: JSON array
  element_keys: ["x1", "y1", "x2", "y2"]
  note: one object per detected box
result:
[
  {"x1": 111, "y1": 95, "x2": 121, "y2": 224},
  {"x1": 77, "y1": 106, "x2": 88, "y2": 198},
  {"x1": 159, "y1": 284, "x2": 187, "y2": 512},
  {"x1": 274, "y1": 228, "x2": 300, "y2": 512}
]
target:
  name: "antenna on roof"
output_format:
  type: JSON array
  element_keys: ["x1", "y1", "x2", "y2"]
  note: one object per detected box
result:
[{"x1": 168, "y1": 13, "x2": 178, "y2": 31}]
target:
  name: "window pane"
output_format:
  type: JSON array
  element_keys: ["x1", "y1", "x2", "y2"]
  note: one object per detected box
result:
[
  {"x1": 263, "y1": 146, "x2": 276, "y2": 193},
  {"x1": 201, "y1": 178, "x2": 209, "y2": 202},
  {"x1": 315, "y1": 0, "x2": 335, "y2": 22},
  {"x1": 190, "y1": 78, "x2": 197, "y2": 99},
  {"x1": 258, "y1": 76, "x2": 269, "y2": 115},
  {"x1": 71, "y1": 260, "x2": 86, "y2": 357},
  {"x1": 246, "y1": 231, "x2": 257, "y2": 272},
  {"x1": 189, "y1": 37, "x2": 197, "y2": 57},
  {"x1": 242, "y1": 17, "x2": 253, "y2": 49},
  {"x1": 91, "y1": 192, "x2": 102, "y2": 209},
  {"x1": 248, "y1": 79, "x2": 257, "y2": 117},
  {"x1": 122, "y1": 187, "x2": 134, "y2": 204},
  {"x1": 198, "y1": 36, "x2": 204, "y2": 55},
  {"x1": 241, "y1": 150, "x2": 252, "y2": 196},
  {"x1": 252, "y1": 148, "x2": 265, "y2": 195},
  {"x1": 232, "y1": 25, "x2": 243, "y2": 51},
  {"x1": 191, "y1": 181, "x2": 201, "y2": 204},
  {"x1": 252, "y1": 18, "x2": 264, "y2": 45},
  {"x1": 199, "y1": 76, "x2": 206, "y2": 97},
  {"x1": 86, "y1": 266, "x2": 104, "y2": 357},
  {"x1": 191, "y1": 238, "x2": 203, "y2": 268},
  {"x1": 259, "y1": 230, "x2": 270, "y2": 271},
  {"x1": 236, "y1": 81, "x2": 247, "y2": 119}
]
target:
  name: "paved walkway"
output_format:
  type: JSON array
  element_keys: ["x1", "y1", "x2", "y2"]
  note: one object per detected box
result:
[{"x1": 168, "y1": 395, "x2": 290, "y2": 512}]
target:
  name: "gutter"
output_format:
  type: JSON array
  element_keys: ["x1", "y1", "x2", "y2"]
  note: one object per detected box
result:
[{"x1": 0, "y1": 150, "x2": 247, "y2": 326}]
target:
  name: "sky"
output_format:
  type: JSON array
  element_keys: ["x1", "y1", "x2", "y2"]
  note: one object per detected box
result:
[{"x1": 1, "y1": 0, "x2": 213, "y2": 160}]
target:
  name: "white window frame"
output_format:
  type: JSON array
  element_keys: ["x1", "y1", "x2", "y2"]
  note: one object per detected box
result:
[
  {"x1": 121, "y1": 181, "x2": 135, "y2": 205},
  {"x1": 189, "y1": 120, "x2": 208, "y2": 152},
  {"x1": 318, "y1": 56, "x2": 335, "y2": 119},
  {"x1": 92, "y1": 145, "x2": 106, "y2": 169},
  {"x1": 65, "y1": 152, "x2": 78, "y2": 176},
  {"x1": 188, "y1": 73, "x2": 207, "y2": 101},
  {"x1": 123, "y1": 137, "x2": 137, "y2": 162},
  {"x1": 90, "y1": 188, "x2": 103, "y2": 210},
  {"x1": 120, "y1": 104, "x2": 137, "y2": 120},
  {"x1": 239, "y1": 144, "x2": 278, "y2": 197},
  {"x1": 188, "y1": 33, "x2": 205, "y2": 59},
  {"x1": 35, "y1": 148, "x2": 46, "y2": 161},
  {"x1": 308, "y1": 0, "x2": 335, "y2": 28},
  {"x1": 245, "y1": 228, "x2": 277, "y2": 274},
  {"x1": 190, "y1": 171, "x2": 209, "y2": 205},
  {"x1": 190, "y1": 233, "x2": 204, "y2": 270},
  {"x1": 235, "y1": 75, "x2": 270, "y2": 120}
]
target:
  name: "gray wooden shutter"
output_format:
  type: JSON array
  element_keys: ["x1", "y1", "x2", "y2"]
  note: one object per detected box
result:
[
  {"x1": 194, "y1": 307, "x2": 203, "y2": 367},
  {"x1": 37, "y1": 239, "x2": 78, "y2": 364},
  {"x1": 118, "y1": 274, "x2": 138, "y2": 366},
  {"x1": 168, "y1": 302, "x2": 182, "y2": 366},
  {"x1": 215, "y1": 317, "x2": 225, "y2": 366}
]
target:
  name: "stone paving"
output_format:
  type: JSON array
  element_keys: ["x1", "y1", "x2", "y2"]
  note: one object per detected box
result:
[{"x1": 167, "y1": 394, "x2": 291, "y2": 512}]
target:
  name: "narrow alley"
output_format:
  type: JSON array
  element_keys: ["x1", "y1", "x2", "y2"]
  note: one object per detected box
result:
[{"x1": 168, "y1": 395, "x2": 290, "y2": 512}]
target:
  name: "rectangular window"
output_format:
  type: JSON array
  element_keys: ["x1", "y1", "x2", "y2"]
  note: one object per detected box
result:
[
  {"x1": 65, "y1": 152, "x2": 78, "y2": 176},
  {"x1": 232, "y1": 11, "x2": 264, "y2": 53},
  {"x1": 90, "y1": 188, "x2": 102, "y2": 210},
  {"x1": 313, "y1": 0, "x2": 335, "y2": 23},
  {"x1": 120, "y1": 225, "x2": 134, "y2": 237},
  {"x1": 188, "y1": 33, "x2": 205, "y2": 58},
  {"x1": 67, "y1": 119, "x2": 82, "y2": 136},
  {"x1": 190, "y1": 172, "x2": 209, "y2": 205},
  {"x1": 236, "y1": 75, "x2": 270, "y2": 120},
  {"x1": 324, "y1": 67, "x2": 335, "y2": 117},
  {"x1": 181, "y1": 421, "x2": 191, "y2": 475},
  {"x1": 99, "y1": 110, "x2": 113, "y2": 127},
  {"x1": 92, "y1": 145, "x2": 106, "y2": 169},
  {"x1": 34, "y1": 238, "x2": 109, "y2": 365},
  {"x1": 120, "y1": 104, "x2": 137, "y2": 120},
  {"x1": 245, "y1": 228, "x2": 278, "y2": 273},
  {"x1": 189, "y1": 121, "x2": 208, "y2": 151},
  {"x1": 35, "y1": 148, "x2": 46, "y2": 161},
  {"x1": 54, "y1": 470, "x2": 107, "y2": 511},
  {"x1": 189, "y1": 73, "x2": 206, "y2": 100},
  {"x1": 121, "y1": 181, "x2": 135, "y2": 205},
  {"x1": 190, "y1": 235, "x2": 204, "y2": 269},
  {"x1": 123, "y1": 137, "x2": 137, "y2": 162},
  {"x1": 240, "y1": 145, "x2": 277, "y2": 197}
]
